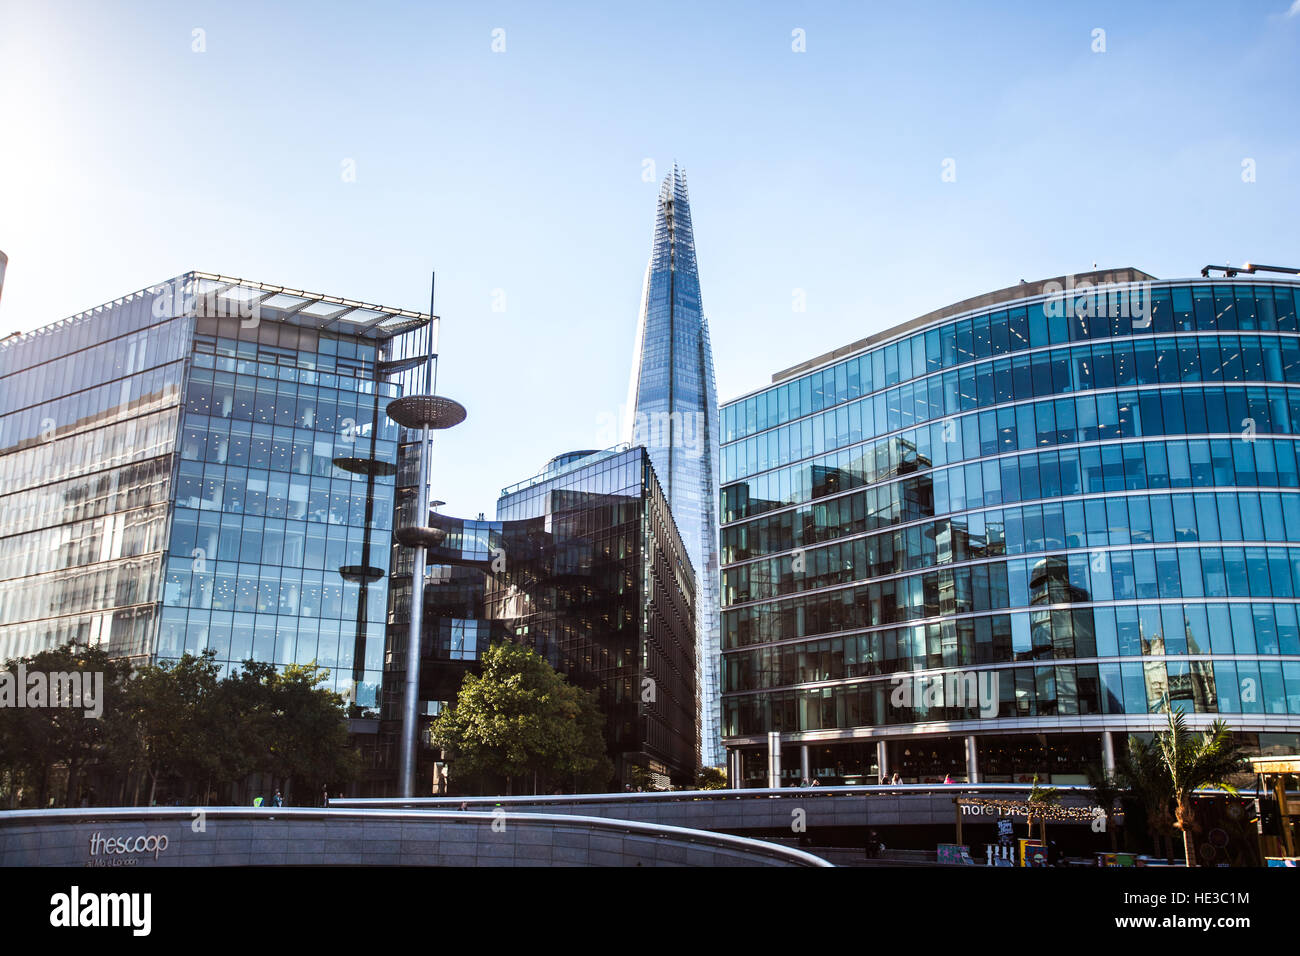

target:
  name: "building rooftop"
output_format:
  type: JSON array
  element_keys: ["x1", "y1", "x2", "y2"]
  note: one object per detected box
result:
[
  {"x1": 179, "y1": 272, "x2": 432, "y2": 340},
  {"x1": 499, "y1": 444, "x2": 631, "y2": 498},
  {"x1": 2, "y1": 270, "x2": 431, "y2": 349},
  {"x1": 770, "y1": 267, "x2": 1157, "y2": 384}
]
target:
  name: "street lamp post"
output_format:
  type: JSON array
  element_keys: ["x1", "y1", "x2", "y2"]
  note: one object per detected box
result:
[{"x1": 387, "y1": 274, "x2": 466, "y2": 798}]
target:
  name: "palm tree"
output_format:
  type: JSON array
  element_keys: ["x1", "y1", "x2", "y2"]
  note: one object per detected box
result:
[
  {"x1": 1117, "y1": 732, "x2": 1176, "y2": 861},
  {"x1": 1156, "y1": 708, "x2": 1248, "y2": 867},
  {"x1": 1026, "y1": 774, "x2": 1059, "y2": 850},
  {"x1": 1084, "y1": 761, "x2": 1122, "y2": 851}
]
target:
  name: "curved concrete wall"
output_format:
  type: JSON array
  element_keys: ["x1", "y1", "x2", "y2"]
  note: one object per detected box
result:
[{"x1": 0, "y1": 808, "x2": 830, "y2": 867}]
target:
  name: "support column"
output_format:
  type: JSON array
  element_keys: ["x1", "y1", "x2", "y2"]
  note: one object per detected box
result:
[
  {"x1": 965, "y1": 735, "x2": 979, "y2": 784},
  {"x1": 389, "y1": 276, "x2": 465, "y2": 799},
  {"x1": 1101, "y1": 731, "x2": 1116, "y2": 779},
  {"x1": 1275, "y1": 775, "x2": 1296, "y2": 857},
  {"x1": 728, "y1": 749, "x2": 742, "y2": 790},
  {"x1": 767, "y1": 731, "x2": 782, "y2": 789},
  {"x1": 800, "y1": 744, "x2": 811, "y2": 784},
  {"x1": 398, "y1": 313, "x2": 436, "y2": 799},
  {"x1": 877, "y1": 740, "x2": 889, "y2": 784}
]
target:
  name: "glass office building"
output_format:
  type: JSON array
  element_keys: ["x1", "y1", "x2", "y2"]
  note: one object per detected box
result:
[
  {"x1": 719, "y1": 269, "x2": 1300, "y2": 785},
  {"x1": 380, "y1": 446, "x2": 698, "y2": 788},
  {"x1": 0, "y1": 282, "x2": 189, "y2": 662},
  {"x1": 626, "y1": 165, "x2": 723, "y2": 766},
  {"x1": 0, "y1": 274, "x2": 432, "y2": 760}
]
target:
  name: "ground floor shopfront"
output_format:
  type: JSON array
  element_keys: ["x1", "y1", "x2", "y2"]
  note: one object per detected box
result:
[{"x1": 725, "y1": 729, "x2": 1300, "y2": 787}]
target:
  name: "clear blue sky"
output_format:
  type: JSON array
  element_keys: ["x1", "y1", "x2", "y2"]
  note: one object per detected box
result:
[{"x1": 2, "y1": 0, "x2": 1298, "y2": 516}]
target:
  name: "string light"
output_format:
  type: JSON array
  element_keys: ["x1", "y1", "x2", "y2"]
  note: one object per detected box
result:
[{"x1": 957, "y1": 796, "x2": 1112, "y2": 823}]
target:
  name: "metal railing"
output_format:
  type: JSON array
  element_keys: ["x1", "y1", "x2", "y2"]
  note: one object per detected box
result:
[{"x1": 331, "y1": 782, "x2": 1103, "y2": 810}]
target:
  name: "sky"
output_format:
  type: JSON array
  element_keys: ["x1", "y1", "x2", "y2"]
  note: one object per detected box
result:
[{"x1": 2, "y1": 0, "x2": 1298, "y2": 517}]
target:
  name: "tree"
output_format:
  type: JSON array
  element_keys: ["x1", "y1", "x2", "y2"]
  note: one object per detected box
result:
[
  {"x1": 1117, "y1": 732, "x2": 1176, "y2": 860},
  {"x1": 117, "y1": 652, "x2": 224, "y2": 806},
  {"x1": 208, "y1": 661, "x2": 280, "y2": 798},
  {"x1": 1025, "y1": 775, "x2": 1059, "y2": 850},
  {"x1": 1156, "y1": 709, "x2": 1248, "y2": 867},
  {"x1": 695, "y1": 766, "x2": 728, "y2": 790},
  {"x1": 431, "y1": 642, "x2": 613, "y2": 794},
  {"x1": 0, "y1": 643, "x2": 131, "y2": 807},
  {"x1": 1, "y1": 643, "x2": 359, "y2": 807},
  {"x1": 1084, "y1": 761, "x2": 1122, "y2": 851},
  {"x1": 263, "y1": 662, "x2": 359, "y2": 802},
  {"x1": 624, "y1": 764, "x2": 659, "y2": 792},
  {"x1": 194, "y1": 659, "x2": 357, "y2": 804}
]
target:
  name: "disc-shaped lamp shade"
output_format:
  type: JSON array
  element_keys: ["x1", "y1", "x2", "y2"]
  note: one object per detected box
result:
[
  {"x1": 339, "y1": 565, "x2": 385, "y2": 583},
  {"x1": 386, "y1": 395, "x2": 467, "y2": 430},
  {"x1": 332, "y1": 457, "x2": 398, "y2": 477},
  {"x1": 395, "y1": 526, "x2": 448, "y2": 549}
]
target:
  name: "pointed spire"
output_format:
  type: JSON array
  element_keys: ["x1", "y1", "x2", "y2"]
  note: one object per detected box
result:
[{"x1": 625, "y1": 159, "x2": 722, "y2": 766}]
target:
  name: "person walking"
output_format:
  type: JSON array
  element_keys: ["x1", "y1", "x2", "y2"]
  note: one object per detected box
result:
[
  {"x1": 890, "y1": 772, "x2": 902, "y2": 785},
  {"x1": 865, "y1": 828, "x2": 882, "y2": 860},
  {"x1": 273, "y1": 789, "x2": 284, "y2": 807}
]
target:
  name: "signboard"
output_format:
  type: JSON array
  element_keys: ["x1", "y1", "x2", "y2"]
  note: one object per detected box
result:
[
  {"x1": 1019, "y1": 839, "x2": 1047, "y2": 867},
  {"x1": 937, "y1": 843, "x2": 974, "y2": 865},
  {"x1": 1249, "y1": 756, "x2": 1300, "y2": 774}
]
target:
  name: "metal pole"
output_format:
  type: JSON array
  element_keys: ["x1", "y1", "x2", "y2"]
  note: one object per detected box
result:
[
  {"x1": 398, "y1": 274, "x2": 438, "y2": 798},
  {"x1": 965, "y1": 735, "x2": 979, "y2": 784},
  {"x1": 767, "y1": 731, "x2": 782, "y2": 789}
]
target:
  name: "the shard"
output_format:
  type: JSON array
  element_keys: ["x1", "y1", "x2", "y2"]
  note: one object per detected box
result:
[{"x1": 625, "y1": 165, "x2": 722, "y2": 767}]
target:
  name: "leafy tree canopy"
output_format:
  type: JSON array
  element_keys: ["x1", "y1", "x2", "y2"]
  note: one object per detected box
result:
[{"x1": 431, "y1": 642, "x2": 613, "y2": 794}]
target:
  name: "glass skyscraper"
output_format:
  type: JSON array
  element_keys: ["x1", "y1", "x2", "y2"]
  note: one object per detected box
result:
[
  {"x1": 719, "y1": 269, "x2": 1300, "y2": 786},
  {"x1": 0, "y1": 274, "x2": 433, "y2": 795},
  {"x1": 626, "y1": 165, "x2": 723, "y2": 767},
  {"x1": 380, "y1": 446, "x2": 698, "y2": 788}
]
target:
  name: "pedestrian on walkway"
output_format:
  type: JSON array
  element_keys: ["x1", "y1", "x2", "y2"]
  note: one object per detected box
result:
[{"x1": 865, "y1": 828, "x2": 882, "y2": 860}]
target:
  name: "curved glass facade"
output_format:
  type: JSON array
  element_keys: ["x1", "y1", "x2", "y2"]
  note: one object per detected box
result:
[{"x1": 719, "y1": 276, "x2": 1300, "y2": 785}]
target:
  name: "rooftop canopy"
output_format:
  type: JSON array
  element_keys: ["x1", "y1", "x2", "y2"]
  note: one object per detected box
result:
[
  {"x1": 180, "y1": 271, "x2": 431, "y2": 340},
  {"x1": 4, "y1": 270, "x2": 433, "y2": 350}
]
